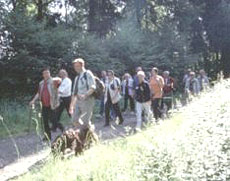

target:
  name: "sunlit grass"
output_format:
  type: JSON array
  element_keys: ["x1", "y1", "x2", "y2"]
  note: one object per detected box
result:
[
  {"x1": 14, "y1": 110, "x2": 186, "y2": 181},
  {"x1": 10, "y1": 80, "x2": 230, "y2": 180},
  {"x1": 0, "y1": 99, "x2": 72, "y2": 138}
]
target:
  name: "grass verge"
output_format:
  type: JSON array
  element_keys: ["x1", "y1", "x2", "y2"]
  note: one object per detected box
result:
[{"x1": 15, "y1": 80, "x2": 230, "y2": 181}]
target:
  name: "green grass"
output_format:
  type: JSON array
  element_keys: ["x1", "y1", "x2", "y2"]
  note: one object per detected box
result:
[
  {"x1": 0, "y1": 99, "x2": 31, "y2": 138},
  {"x1": 14, "y1": 80, "x2": 230, "y2": 181},
  {"x1": 0, "y1": 95, "x2": 180, "y2": 138},
  {"x1": 0, "y1": 98, "x2": 72, "y2": 138},
  {"x1": 14, "y1": 112, "x2": 185, "y2": 181}
]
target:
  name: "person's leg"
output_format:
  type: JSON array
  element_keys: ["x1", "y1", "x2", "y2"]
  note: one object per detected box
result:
[
  {"x1": 51, "y1": 108, "x2": 64, "y2": 132},
  {"x1": 143, "y1": 102, "x2": 152, "y2": 124},
  {"x1": 112, "y1": 102, "x2": 124, "y2": 124},
  {"x1": 158, "y1": 98, "x2": 163, "y2": 118},
  {"x1": 42, "y1": 106, "x2": 51, "y2": 140},
  {"x1": 79, "y1": 98, "x2": 95, "y2": 126},
  {"x1": 152, "y1": 99, "x2": 159, "y2": 120},
  {"x1": 110, "y1": 106, "x2": 116, "y2": 120},
  {"x1": 63, "y1": 96, "x2": 71, "y2": 117},
  {"x1": 53, "y1": 98, "x2": 65, "y2": 131},
  {"x1": 99, "y1": 96, "x2": 105, "y2": 116},
  {"x1": 123, "y1": 94, "x2": 128, "y2": 111},
  {"x1": 129, "y1": 95, "x2": 135, "y2": 112},
  {"x1": 105, "y1": 100, "x2": 111, "y2": 126},
  {"x1": 135, "y1": 102, "x2": 142, "y2": 129},
  {"x1": 72, "y1": 103, "x2": 82, "y2": 126},
  {"x1": 154, "y1": 98, "x2": 162, "y2": 120},
  {"x1": 167, "y1": 93, "x2": 173, "y2": 110}
]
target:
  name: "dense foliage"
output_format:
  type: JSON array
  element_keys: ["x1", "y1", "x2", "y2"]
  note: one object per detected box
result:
[{"x1": 1, "y1": 0, "x2": 230, "y2": 96}]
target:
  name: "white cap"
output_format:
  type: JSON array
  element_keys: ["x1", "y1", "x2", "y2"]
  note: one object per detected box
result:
[{"x1": 137, "y1": 71, "x2": 145, "y2": 77}]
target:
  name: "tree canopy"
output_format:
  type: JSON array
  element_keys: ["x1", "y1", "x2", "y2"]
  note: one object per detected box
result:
[{"x1": 0, "y1": 0, "x2": 230, "y2": 97}]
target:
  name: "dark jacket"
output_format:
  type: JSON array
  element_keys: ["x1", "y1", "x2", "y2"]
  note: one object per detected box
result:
[{"x1": 135, "y1": 80, "x2": 151, "y2": 103}]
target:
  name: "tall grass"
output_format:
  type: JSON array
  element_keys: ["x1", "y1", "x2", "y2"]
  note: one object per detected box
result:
[
  {"x1": 0, "y1": 98, "x2": 33, "y2": 138},
  {"x1": 0, "y1": 98, "x2": 71, "y2": 138},
  {"x1": 15, "y1": 80, "x2": 230, "y2": 181},
  {"x1": 15, "y1": 113, "x2": 185, "y2": 181}
]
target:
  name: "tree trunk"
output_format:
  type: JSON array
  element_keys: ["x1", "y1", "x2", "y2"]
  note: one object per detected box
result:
[
  {"x1": 37, "y1": 0, "x2": 43, "y2": 21},
  {"x1": 88, "y1": 0, "x2": 97, "y2": 33}
]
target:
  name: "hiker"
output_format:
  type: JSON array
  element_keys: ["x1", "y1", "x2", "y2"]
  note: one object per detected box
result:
[
  {"x1": 121, "y1": 73, "x2": 135, "y2": 113},
  {"x1": 162, "y1": 71, "x2": 175, "y2": 110},
  {"x1": 185, "y1": 71, "x2": 200, "y2": 96},
  {"x1": 183, "y1": 68, "x2": 191, "y2": 85},
  {"x1": 99, "y1": 70, "x2": 108, "y2": 117},
  {"x1": 162, "y1": 71, "x2": 174, "y2": 96},
  {"x1": 134, "y1": 71, "x2": 152, "y2": 130},
  {"x1": 104, "y1": 70, "x2": 124, "y2": 127},
  {"x1": 29, "y1": 67, "x2": 63, "y2": 141},
  {"x1": 149, "y1": 67, "x2": 164, "y2": 121},
  {"x1": 133, "y1": 66, "x2": 143, "y2": 96},
  {"x1": 54, "y1": 69, "x2": 72, "y2": 131},
  {"x1": 197, "y1": 69, "x2": 209, "y2": 91},
  {"x1": 110, "y1": 75, "x2": 121, "y2": 122},
  {"x1": 146, "y1": 71, "x2": 152, "y2": 81},
  {"x1": 69, "y1": 58, "x2": 96, "y2": 128}
]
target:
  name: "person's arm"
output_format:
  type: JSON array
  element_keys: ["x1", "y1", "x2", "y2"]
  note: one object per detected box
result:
[
  {"x1": 58, "y1": 79, "x2": 66, "y2": 95},
  {"x1": 145, "y1": 83, "x2": 151, "y2": 104},
  {"x1": 112, "y1": 78, "x2": 120, "y2": 99},
  {"x1": 69, "y1": 95, "x2": 77, "y2": 115},
  {"x1": 171, "y1": 78, "x2": 174, "y2": 89},
  {"x1": 160, "y1": 77, "x2": 164, "y2": 89},
  {"x1": 185, "y1": 78, "x2": 190, "y2": 92},
  {"x1": 29, "y1": 92, "x2": 39, "y2": 106},
  {"x1": 69, "y1": 77, "x2": 79, "y2": 115}
]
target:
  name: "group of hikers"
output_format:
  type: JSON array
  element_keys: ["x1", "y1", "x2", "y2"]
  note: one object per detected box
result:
[{"x1": 29, "y1": 58, "x2": 210, "y2": 141}]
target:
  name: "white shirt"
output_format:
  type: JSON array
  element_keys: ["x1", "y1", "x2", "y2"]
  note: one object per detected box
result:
[
  {"x1": 104, "y1": 77, "x2": 121, "y2": 104},
  {"x1": 58, "y1": 77, "x2": 72, "y2": 97}
]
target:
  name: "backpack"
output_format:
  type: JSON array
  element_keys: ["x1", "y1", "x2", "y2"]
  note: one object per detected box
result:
[
  {"x1": 110, "y1": 78, "x2": 120, "y2": 91},
  {"x1": 51, "y1": 126, "x2": 98, "y2": 157},
  {"x1": 83, "y1": 71, "x2": 105, "y2": 99}
]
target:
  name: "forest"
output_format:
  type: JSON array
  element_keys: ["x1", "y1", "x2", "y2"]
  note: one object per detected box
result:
[{"x1": 0, "y1": 0, "x2": 230, "y2": 96}]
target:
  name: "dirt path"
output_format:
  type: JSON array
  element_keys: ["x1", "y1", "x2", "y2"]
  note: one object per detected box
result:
[{"x1": 0, "y1": 112, "x2": 141, "y2": 181}]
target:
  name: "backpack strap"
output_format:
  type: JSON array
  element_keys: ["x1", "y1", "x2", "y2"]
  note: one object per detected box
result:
[
  {"x1": 83, "y1": 71, "x2": 89, "y2": 90},
  {"x1": 114, "y1": 78, "x2": 120, "y2": 88},
  {"x1": 73, "y1": 75, "x2": 80, "y2": 95},
  {"x1": 73, "y1": 71, "x2": 89, "y2": 95}
]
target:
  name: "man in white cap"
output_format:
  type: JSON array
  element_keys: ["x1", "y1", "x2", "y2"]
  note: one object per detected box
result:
[
  {"x1": 134, "y1": 71, "x2": 152, "y2": 131},
  {"x1": 69, "y1": 58, "x2": 96, "y2": 127}
]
